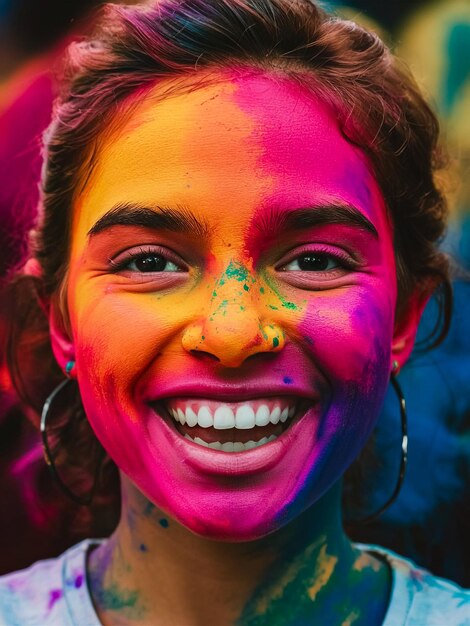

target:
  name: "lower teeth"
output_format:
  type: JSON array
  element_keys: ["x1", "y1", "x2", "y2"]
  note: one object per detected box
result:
[{"x1": 184, "y1": 434, "x2": 277, "y2": 451}]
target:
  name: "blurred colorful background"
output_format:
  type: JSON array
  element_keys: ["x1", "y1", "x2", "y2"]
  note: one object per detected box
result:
[{"x1": 0, "y1": 0, "x2": 468, "y2": 585}]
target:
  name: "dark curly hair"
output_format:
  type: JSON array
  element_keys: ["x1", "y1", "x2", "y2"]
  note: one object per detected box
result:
[{"x1": 4, "y1": 0, "x2": 451, "y2": 533}]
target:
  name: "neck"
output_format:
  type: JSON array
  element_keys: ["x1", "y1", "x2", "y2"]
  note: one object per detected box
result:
[{"x1": 88, "y1": 476, "x2": 390, "y2": 626}]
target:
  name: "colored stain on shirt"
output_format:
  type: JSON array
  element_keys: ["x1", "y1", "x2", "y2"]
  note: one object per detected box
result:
[{"x1": 48, "y1": 589, "x2": 63, "y2": 610}]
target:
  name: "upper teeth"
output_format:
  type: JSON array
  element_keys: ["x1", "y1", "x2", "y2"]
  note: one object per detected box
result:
[{"x1": 166, "y1": 399, "x2": 296, "y2": 430}]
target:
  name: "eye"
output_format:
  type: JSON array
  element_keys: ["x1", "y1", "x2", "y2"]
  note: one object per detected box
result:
[
  {"x1": 110, "y1": 246, "x2": 186, "y2": 274},
  {"x1": 126, "y1": 253, "x2": 180, "y2": 273},
  {"x1": 281, "y1": 253, "x2": 340, "y2": 272},
  {"x1": 275, "y1": 246, "x2": 360, "y2": 289}
]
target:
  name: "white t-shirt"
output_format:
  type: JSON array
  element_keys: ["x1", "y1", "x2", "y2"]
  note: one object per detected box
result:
[{"x1": 0, "y1": 539, "x2": 468, "y2": 625}]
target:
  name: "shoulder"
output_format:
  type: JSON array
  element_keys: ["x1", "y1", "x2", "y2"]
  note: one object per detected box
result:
[
  {"x1": 0, "y1": 539, "x2": 100, "y2": 626},
  {"x1": 357, "y1": 543, "x2": 470, "y2": 626}
]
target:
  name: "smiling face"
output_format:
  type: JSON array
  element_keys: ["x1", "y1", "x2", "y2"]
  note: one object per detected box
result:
[{"x1": 51, "y1": 69, "x2": 414, "y2": 540}]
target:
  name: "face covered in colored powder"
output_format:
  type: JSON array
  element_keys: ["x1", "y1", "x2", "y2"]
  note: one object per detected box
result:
[{"x1": 51, "y1": 69, "x2": 419, "y2": 540}]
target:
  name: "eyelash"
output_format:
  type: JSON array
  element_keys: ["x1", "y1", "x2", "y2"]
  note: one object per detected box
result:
[{"x1": 277, "y1": 246, "x2": 357, "y2": 273}]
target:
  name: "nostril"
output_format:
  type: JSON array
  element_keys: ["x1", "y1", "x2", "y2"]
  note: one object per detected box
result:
[
  {"x1": 245, "y1": 351, "x2": 277, "y2": 363},
  {"x1": 189, "y1": 349, "x2": 220, "y2": 362}
]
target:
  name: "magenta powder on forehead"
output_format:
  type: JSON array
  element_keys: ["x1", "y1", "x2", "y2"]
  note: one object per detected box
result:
[{"x1": 229, "y1": 70, "x2": 375, "y2": 212}]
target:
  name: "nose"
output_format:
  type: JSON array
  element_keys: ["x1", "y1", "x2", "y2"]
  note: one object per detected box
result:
[{"x1": 181, "y1": 267, "x2": 285, "y2": 368}]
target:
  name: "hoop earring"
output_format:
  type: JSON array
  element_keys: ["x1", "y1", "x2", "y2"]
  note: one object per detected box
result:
[
  {"x1": 41, "y1": 377, "x2": 104, "y2": 506},
  {"x1": 348, "y1": 372, "x2": 408, "y2": 525}
]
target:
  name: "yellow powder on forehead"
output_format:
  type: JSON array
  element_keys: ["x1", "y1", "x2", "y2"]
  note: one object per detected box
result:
[{"x1": 70, "y1": 75, "x2": 274, "y2": 256}]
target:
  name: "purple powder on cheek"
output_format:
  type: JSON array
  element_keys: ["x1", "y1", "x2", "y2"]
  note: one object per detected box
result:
[{"x1": 74, "y1": 575, "x2": 84, "y2": 589}]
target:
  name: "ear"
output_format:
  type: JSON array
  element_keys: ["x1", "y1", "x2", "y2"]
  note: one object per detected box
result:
[
  {"x1": 48, "y1": 297, "x2": 75, "y2": 376},
  {"x1": 391, "y1": 289, "x2": 430, "y2": 371},
  {"x1": 23, "y1": 257, "x2": 76, "y2": 375}
]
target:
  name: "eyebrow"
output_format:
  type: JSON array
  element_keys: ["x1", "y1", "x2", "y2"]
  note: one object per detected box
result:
[
  {"x1": 87, "y1": 203, "x2": 209, "y2": 238},
  {"x1": 252, "y1": 204, "x2": 379, "y2": 239},
  {"x1": 88, "y1": 201, "x2": 378, "y2": 241}
]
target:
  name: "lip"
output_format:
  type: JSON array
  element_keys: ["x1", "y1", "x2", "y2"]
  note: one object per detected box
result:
[{"x1": 145, "y1": 380, "x2": 318, "y2": 404}]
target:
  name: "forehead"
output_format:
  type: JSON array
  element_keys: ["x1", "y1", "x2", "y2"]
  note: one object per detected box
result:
[{"x1": 74, "y1": 69, "x2": 388, "y2": 239}]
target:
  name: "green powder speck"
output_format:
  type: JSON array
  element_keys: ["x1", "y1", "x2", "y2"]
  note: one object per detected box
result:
[
  {"x1": 273, "y1": 337, "x2": 279, "y2": 348},
  {"x1": 224, "y1": 260, "x2": 249, "y2": 282},
  {"x1": 282, "y1": 301, "x2": 297, "y2": 310}
]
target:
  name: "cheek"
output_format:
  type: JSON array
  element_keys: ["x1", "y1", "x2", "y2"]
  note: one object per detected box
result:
[
  {"x1": 69, "y1": 285, "x2": 195, "y2": 401},
  {"x1": 278, "y1": 289, "x2": 395, "y2": 510},
  {"x1": 298, "y1": 286, "x2": 394, "y2": 388}
]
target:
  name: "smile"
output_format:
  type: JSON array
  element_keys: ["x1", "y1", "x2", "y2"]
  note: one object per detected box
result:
[{"x1": 158, "y1": 397, "x2": 303, "y2": 452}]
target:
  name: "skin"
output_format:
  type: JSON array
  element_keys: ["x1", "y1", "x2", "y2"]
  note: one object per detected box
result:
[{"x1": 50, "y1": 68, "x2": 424, "y2": 625}]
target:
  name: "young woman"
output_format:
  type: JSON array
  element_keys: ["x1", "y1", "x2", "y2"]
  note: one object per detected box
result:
[{"x1": 0, "y1": 1, "x2": 468, "y2": 624}]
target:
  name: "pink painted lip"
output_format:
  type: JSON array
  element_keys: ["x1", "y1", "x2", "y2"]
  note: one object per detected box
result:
[{"x1": 144, "y1": 380, "x2": 319, "y2": 403}]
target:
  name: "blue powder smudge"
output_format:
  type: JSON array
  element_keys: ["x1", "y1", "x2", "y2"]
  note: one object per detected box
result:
[
  {"x1": 159, "y1": 518, "x2": 169, "y2": 528},
  {"x1": 143, "y1": 501, "x2": 155, "y2": 517},
  {"x1": 139, "y1": 543, "x2": 148, "y2": 552},
  {"x1": 74, "y1": 575, "x2": 83, "y2": 589},
  {"x1": 283, "y1": 376, "x2": 293, "y2": 385}
]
